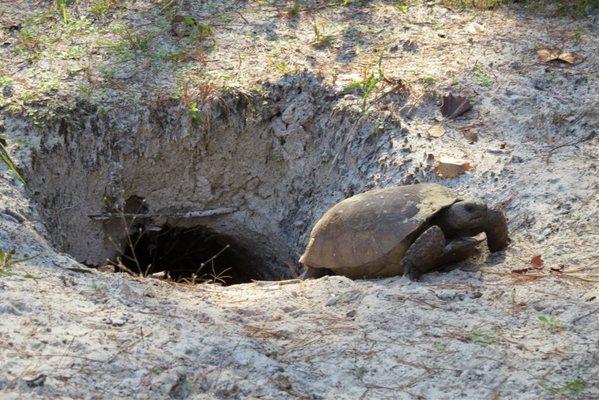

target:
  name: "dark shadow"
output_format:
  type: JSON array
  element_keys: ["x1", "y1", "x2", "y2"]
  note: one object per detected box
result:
[{"x1": 120, "y1": 225, "x2": 262, "y2": 285}]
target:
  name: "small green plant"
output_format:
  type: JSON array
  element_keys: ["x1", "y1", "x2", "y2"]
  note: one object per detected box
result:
[
  {"x1": 473, "y1": 62, "x2": 493, "y2": 87},
  {"x1": 574, "y1": 0, "x2": 598, "y2": 16},
  {"x1": 433, "y1": 343, "x2": 446, "y2": 351},
  {"x1": 105, "y1": 28, "x2": 152, "y2": 61},
  {"x1": 55, "y1": 0, "x2": 69, "y2": 23},
  {"x1": 275, "y1": 60, "x2": 295, "y2": 75},
  {"x1": 123, "y1": 29, "x2": 151, "y2": 52},
  {"x1": 288, "y1": 2, "x2": 301, "y2": 17},
  {"x1": 312, "y1": 23, "x2": 337, "y2": 49},
  {"x1": 191, "y1": 23, "x2": 213, "y2": 43},
  {"x1": 89, "y1": 0, "x2": 120, "y2": 17},
  {"x1": 394, "y1": 1, "x2": 409, "y2": 12},
  {"x1": 173, "y1": 15, "x2": 213, "y2": 43},
  {"x1": 0, "y1": 248, "x2": 30, "y2": 277},
  {"x1": 16, "y1": 29, "x2": 43, "y2": 56},
  {"x1": 91, "y1": 281, "x2": 108, "y2": 291},
  {"x1": 466, "y1": 331, "x2": 497, "y2": 346},
  {"x1": 422, "y1": 75, "x2": 435, "y2": 85},
  {"x1": 107, "y1": 41, "x2": 135, "y2": 61},
  {"x1": 572, "y1": 27, "x2": 584, "y2": 42},
  {"x1": 538, "y1": 315, "x2": 565, "y2": 332},
  {"x1": 441, "y1": 0, "x2": 507, "y2": 9},
  {"x1": 188, "y1": 102, "x2": 202, "y2": 124},
  {"x1": 0, "y1": 135, "x2": 26, "y2": 184},
  {"x1": 548, "y1": 379, "x2": 587, "y2": 397},
  {"x1": 343, "y1": 69, "x2": 384, "y2": 115}
]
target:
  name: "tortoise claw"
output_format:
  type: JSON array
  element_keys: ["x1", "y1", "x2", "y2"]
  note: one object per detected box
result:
[{"x1": 403, "y1": 263, "x2": 421, "y2": 281}]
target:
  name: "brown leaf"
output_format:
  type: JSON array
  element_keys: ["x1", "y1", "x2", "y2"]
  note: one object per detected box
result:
[
  {"x1": 512, "y1": 267, "x2": 533, "y2": 274},
  {"x1": 536, "y1": 48, "x2": 581, "y2": 65},
  {"x1": 537, "y1": 48, "x2": 561, "y2": 62},
  {"x1": 530, "y1": 255, "x2": 544, "y2": 268},
  {"x1": 433, "y1": 156, "x2": 474, "y2": 178},
  {"x1": 441, "y1": 93, "x2": 472, "y2": 119},
  {"x1": 557, "y1": 52, "x2": 578, "y2": 64}
]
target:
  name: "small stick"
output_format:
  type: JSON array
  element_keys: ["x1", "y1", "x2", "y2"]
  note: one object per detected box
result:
[
  {"x1": 545, "y1": 132, "x2": 596, "y2": 161},
  {"x1": 88, "y1": 207, "x2": 237, "y2": 221},
  {"x1": 571, "y1": 308, "x2": 599, "y2": 324}
]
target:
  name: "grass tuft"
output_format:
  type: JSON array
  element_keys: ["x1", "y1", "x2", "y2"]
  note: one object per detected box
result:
[
  {"x1": 0, "y1": 135, "x2": 26, "y2": 184},
  {"x1": 538, "y1": 315, "x2": 566, "y2": 332}
]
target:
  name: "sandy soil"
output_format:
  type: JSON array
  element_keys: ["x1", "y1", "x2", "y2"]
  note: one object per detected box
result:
[{"x1": 0, "y1": 1, "x2": 598, "y2": 399}]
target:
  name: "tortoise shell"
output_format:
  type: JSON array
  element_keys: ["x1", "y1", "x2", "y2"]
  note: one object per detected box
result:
[{"x1": 300, "y1": 183, "x2": 463, "y2": 278}]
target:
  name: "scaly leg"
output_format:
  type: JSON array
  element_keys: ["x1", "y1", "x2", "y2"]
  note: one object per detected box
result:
[{"x1": 403, "y1": 225, "x2": 446, "y2": 280}]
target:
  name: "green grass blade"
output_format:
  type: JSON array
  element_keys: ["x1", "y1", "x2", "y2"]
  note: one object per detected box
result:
[{"x1": 0, "y1": 144, "x2": 26, "y2": 184}]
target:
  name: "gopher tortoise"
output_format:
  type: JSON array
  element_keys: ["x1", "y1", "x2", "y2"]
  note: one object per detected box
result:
[{"x1": 299, "y1": 183, "x2": 509, "y2": 280}]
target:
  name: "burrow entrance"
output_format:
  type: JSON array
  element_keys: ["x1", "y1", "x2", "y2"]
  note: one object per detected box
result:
[
  {"x1": 19, "y1": 73, "x2": 394, "y2": 286},
  {"x1": 117, "y1": 225, "x2": 268, "y2": 285}
]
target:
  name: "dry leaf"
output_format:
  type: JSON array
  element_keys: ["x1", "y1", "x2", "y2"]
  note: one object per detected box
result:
[
  {"x1": 465, "y1": 22, "x2": 484, "y2": 35},
  {"x1": 427, "y1": 124, "x2": 446, "y2": 138},
  {"x1": 557, "y1": 52, "x2": 577, "y2": 64},
  {"x1": 512, "y1": 267, "x2": 533, "y2": 274},
  {"x1": 441, "y1": 93, "x2": 472, "y2": 119},
  {"x1": 530, "y1": 255, "x2": 544, "y2": 268},
  {"x1": 433, "y1": 156, "x2": 474, "y2": 178},
  {"x1": 536, "y1": 48, "x2": 581, "y2": 65}
]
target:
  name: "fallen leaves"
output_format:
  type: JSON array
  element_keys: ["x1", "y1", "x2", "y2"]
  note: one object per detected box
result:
[
  {"x1": 465, "y1": 22, "x2": 484, "y2": 35},
  {"x1": 530, "y1": 255, "x2": 544, "y2": 268},
  {"x1": 426, "y1": 124, "x2": 446, "y2": 138},
  {"x1": 433, "y1": 156, "x2": 474, "y2": 178},
  {"x1": 536, "y1": 48, "x2": 582, "y2": 65},
  {"x1": 512, "y1": 255, "x2": 543, "y2": 274},
  {"x1": 441, "y1": 93, "x2": 472, "y2": 119}
]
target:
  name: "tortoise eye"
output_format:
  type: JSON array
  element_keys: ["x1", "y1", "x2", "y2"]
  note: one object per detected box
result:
[{"x1": 464, "y1": 204, "x2": 474, "y2": 212}]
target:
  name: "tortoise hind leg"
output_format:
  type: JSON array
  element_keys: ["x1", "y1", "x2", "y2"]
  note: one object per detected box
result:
[{"x1": 403, "y1": 225, "x2": 446, "y2": 280}]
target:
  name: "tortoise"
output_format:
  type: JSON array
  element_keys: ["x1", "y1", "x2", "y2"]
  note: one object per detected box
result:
[{"x1": 299, "y1": 183, "x2": 509, "y2": 280}]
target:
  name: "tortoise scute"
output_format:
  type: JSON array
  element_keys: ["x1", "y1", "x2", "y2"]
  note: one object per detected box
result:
[{"x1": 300, "y1": 183, "x2": 461, "y2": 278}]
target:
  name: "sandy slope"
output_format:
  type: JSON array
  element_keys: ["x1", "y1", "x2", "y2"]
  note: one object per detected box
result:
[{"x1": 1, "y1": 1, "x2": 598, "y2": 399}]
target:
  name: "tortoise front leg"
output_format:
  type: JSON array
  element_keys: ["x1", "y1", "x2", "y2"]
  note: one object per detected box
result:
[
  {"x1": 403, "y1": 225, "x2": 446, "y2": 280},
  {"x1": 440, "y1": 236, "x2": 484, "y2": 265},
  {"x1": 485, "y1": 209, "x2": 509, "y2": 252}
]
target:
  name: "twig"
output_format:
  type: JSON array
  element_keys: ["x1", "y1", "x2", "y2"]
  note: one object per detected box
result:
[
  {"x1": 88, "y1": 207, "x2": 237, "y2": 221},
  {"x1": 233, "y1": 10, "x2": 249, "y2": 24},
  {"x1": 545, "y1": 132, "x2": 596, "y2": 161},
  {"x1": 571, "y1": 308, "x2": 599, "y2": 324},
  {"x1": 251, "y1": 278, "x2": 303, "y2": 287}
]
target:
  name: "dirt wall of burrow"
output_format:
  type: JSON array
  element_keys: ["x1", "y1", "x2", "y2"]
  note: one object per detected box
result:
[{"x1": 4, "y1": 72, "x2": 415, "y2": 279}]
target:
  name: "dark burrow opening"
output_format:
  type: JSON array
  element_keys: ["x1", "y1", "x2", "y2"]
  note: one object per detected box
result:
[{"x1": 118, "y1": 225, "x2": 266, "y2": 286}]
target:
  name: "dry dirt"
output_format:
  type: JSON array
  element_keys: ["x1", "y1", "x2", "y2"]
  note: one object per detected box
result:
[{"x1": 0, "y1": 1, "x2": 598, "y2": 399}]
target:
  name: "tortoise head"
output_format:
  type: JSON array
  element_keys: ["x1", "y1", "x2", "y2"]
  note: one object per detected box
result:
[{"x1": 440, "y1": 198, "x2": 488, "y2": 234}]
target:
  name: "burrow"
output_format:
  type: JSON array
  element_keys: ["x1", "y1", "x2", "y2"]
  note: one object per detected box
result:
[{"x1": 10, "y1": 73, "x2": 416, "y2": 285}]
